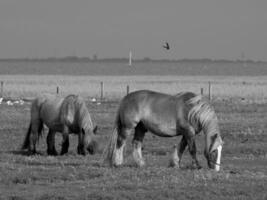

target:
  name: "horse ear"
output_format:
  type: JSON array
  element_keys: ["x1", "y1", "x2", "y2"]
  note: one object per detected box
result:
[
  {"x1": 93, "y1": 126, "x2": 98, "y2": 135},
  {"x1": 210, "y1": 134, "x2": 223, "y2": 153}
]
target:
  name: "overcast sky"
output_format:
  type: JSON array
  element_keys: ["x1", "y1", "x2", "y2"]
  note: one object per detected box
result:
[{"x1": 0, "y1": 0, "x2": 267, "y2": 60}]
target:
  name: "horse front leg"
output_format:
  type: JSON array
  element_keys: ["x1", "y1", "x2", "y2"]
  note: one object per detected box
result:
[
  {"x1": 182, "y1": 126, "x2": 202, "y2": 169},
  {"x1": 47, "y1": 130, "x2": 57, "y2": 156},
  {"x1": 187, "y1": 136, "x2": 202, "y2": 169},
  {"x1": 132, "y1": 141, "x2": 145, "y2": 167},
  {"x1": 77, "y1": 130, "x2": 86, "y2": 155},
  {"x1": 61, "y1": 126, "x2": 69, "y2": 155}
]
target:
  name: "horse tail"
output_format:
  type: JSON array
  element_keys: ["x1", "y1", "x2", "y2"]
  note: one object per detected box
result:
[
  {"x1": 100, "y1": 112, "x2": 121, "y2": 166},
  {"x1": 21, "y1": 120, "x2": 44, "y2": 150},
  {"x1": 37, "y1": 120, "x2": 44, "y2": 141},
  {"x1": 22, "y1": 97, "x2": 45, "y2": 150},
  {"x1": 21, "y1": 123, "x2": 32, "y2": 150}
]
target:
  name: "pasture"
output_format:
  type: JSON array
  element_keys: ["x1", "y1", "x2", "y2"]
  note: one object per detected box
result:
[
  {"x1": 0, "y1": 96, "x2": 267, "y2": 199},
  {"x1": 0, "y1": 61, "x2": 267, "y2": 199}
]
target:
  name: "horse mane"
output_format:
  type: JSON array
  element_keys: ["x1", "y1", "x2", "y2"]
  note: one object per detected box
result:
[
  {"x1": 77, "y1": 97, "x2": 93, "y2": 131},
  {"x1": 61, "y1": 95, "x2": 93, "y2": 131},
  {"x1": 186, "y1": 94, "x2": 219, "y2": 135}
]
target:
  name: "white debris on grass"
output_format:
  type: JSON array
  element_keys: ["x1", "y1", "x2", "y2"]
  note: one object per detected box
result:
[
  {"x1": 19, "y1": 99, "x2": 24, "y2": 105},
  {"x1": 91, "y1": 97, "x2": 97, "y2": 102},
  {"x1": 6, "y1": 101, "x2": 13, "y2": 106},
  {"x1": 2, "y1": 98, "x2": 25, "y2": 106},
  {"x1": 90, "y1": 97, "x2": 101, "y2": 105}
]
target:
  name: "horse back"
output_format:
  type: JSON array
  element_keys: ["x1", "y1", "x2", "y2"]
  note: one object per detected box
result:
[
  {"x1": 59, "y1": 95, "x2": 90, "y2": 133},
  {"x1": 38, "y1": 95, "x2": 64, "y2": 129},
  {"x1": 119, "y1": 90, "x2": 178, "y2": 135},
  {"x1": 118, "y1": 90, "x2": 202, "y2": 136}
]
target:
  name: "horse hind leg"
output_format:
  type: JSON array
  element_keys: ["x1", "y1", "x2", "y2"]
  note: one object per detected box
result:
[
  {"x1": 132, "y1": 122, "x2": 146, "y2": 167},
  {"x1": 29, "y1": 121, "x2": 40, "y2": 154},
  {"x1": 61, "y1": 134, "x2": 69, "y2": 155},
  {"x1": 176, "y1": 136, "x2": 188, "y2": 168},
  {"x1": 47, "y1": 130, "x2": 57, "y2": 156},
  {"x1": 113, "y1": 127, "x2": 132, "y2": 166},
  {"x1": 188, "y1": 140, "x2": 201, "y2": 169}
]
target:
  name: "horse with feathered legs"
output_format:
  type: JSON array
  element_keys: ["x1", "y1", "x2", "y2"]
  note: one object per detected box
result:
[
  {"x1": 102, "y1": 90, "x2": 223, "y2": 171},
  {"x1": 22, "y1": 94, "x2": 98, "y2": 156}
]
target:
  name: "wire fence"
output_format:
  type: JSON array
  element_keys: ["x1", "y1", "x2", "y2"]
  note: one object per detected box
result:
[{"x1": 1, "y1": 75, "x2": 267, "y2": 103}]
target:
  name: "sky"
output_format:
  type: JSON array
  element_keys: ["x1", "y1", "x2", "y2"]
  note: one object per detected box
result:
[{"x1": 0, "y1": 0, "x2": 267, "y2": 60}]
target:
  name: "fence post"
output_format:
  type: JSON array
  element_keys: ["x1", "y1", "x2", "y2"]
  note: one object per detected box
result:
[
  {"x1": 100, "y1": 81, "x2": 104, "y2": 101},
  {"x1": 200, "y1": 88, "x2": 204, "y2": 96},
  {"x1": 126, "y1": 85, "x2": 130, "y2": 95},
  {"x1": 0, "y1": 81, "x2": 3, "y2": 97},
  {"x1": 56, "y1": 86, "x2": 59, "y2": 94},
  {"x1": 208, "y1": 81, "x2": 212, "y2": 101}
]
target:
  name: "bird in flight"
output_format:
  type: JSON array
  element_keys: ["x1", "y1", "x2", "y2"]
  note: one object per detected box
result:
[{"x1": 163, "y1": 42, "x2": 170, "y2": 50}]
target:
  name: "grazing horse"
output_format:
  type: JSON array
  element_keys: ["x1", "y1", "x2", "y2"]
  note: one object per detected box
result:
[
  {"x1": 102, "y1": 90, "x2": 223, "y2": 171},
  {"x1": 22, "y1": 94, "x2": 98, "y2": 156}
]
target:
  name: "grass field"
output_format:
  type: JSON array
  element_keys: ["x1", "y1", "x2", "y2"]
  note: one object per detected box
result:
[
  {"x1": 0, "y1": 99, "x2": 267, "y2": 200},
  {"x1": 0, "y1": 61, "x2": 267, "y2": 199}
]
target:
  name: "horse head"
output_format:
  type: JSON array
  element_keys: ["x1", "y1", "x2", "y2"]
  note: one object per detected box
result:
[
  {"x1": 187, "y1": 94, "x2": 223, "y2": 171},
  {"x1": 204, "y1": 133, "x2": 223, "y2": 171},
  {"x1": 81, "y1": 126, "x2": 98, "y2": 155}
]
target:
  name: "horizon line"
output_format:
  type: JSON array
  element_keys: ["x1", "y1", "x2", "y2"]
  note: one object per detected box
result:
[{"x1": 0, "y1": 56, "x2": 265, "y2": 63}]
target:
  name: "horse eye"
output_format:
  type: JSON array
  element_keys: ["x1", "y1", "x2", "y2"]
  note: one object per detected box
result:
[{"x1": 211, "y1": 150, "x2": 218, "y2": 159}]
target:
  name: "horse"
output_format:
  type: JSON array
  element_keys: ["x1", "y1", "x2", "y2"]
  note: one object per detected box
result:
[
  {"x1": 22, "y1": 94, "x2": 98, "y2": 156},
  {"x1": 102, "y1": 90, "x2": 223, "y2": 171}
]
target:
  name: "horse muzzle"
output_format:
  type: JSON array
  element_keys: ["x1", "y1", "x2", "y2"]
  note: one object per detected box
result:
[
  {"x1": 207, "y1": 146, "x2": 222, "y2": 171},
  {"x1": 87, "y1": 146, "x2": 95, "y2": 155},
  {"x1": 87, "y1": 140, "x2": 98, "y2": 155}
]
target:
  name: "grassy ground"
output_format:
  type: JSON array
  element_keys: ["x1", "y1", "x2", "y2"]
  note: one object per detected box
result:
[{"x1": 0, "y1": 99, "x2": 267, "y2": 200}]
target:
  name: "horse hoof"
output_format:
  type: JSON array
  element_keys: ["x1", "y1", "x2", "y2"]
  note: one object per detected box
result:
[
  {"x1": 113, "y1": 162, "x2": 123, "y2": 168},
  {"x1": 197, "y1": 165, "x2": 202, "y2": 170},
  {"x1": 28, "y1": 151, "x2": 36, "y2": 156},
  {"x1": 135, "y1": 160, "x2": 145, "y2": 167},
  {"x1": 28, "y1": 149, "x2": 37, "y2": 155},
  {"x1": 168, "y1": 159, "x2": 179, "y2": 168},
  {"x1": 47, "y1": 150, "x2": 58, "y2": 156},
  {"x1": 77, "y1": 147, "x2": 86, "y2": 155},
  {"x1": 60, "y1": 150, "x2": 69, "y2": 156}
]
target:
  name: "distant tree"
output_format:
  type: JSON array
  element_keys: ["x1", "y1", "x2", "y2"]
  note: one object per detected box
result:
[
  {"x1": 143, "y1": 57, "x2": 151, "y2": 62},
  {"x1": 93, "y1": 54, "x2": 98, "y2": 61}
]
